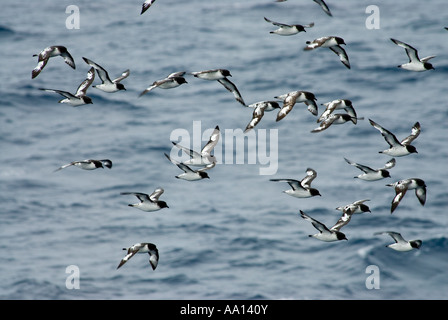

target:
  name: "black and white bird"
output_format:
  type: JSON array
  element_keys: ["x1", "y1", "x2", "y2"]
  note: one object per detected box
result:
[
  {"x1": 304, "y1": 36, "x2": 350, "y2": 69},
  {"x1": 121, "y1": 188, "x2": 169, "y2": 212},
  {"x1": 318, "y1": 99, "x2": 358, "y2": 123},
  {"x1": 139, "y1": 71, "x2": 187, "y2": 97},
  {"x1": 82, "y1": 57, "x2": 129, "y2": 93},
  {"x1": 244, "y1": 101, "x2": 281, "y2": 133},
  {"x1": 141, "y1": 0, "x2": 156, "y2": 15},
  {"x1": 54, "y1": 159, "x2": 112, "y2": 172},
  {"x1": 299, "y1": 210, "x2": 349, "y2": 242},
  {"x1": 117, "y1": 243, "x2": 159, "y2": 270},
  {"x1": 386, "y1": 178, "x2": 427, "y2": 213},
  {"x1": 171, "y1": 125, "x2": 220, "y2": 169},
  {"x1": 190, "y1": 69, "x2": 231, "y2": 80},
  {"x1": 369, "y1": 119, "x2": 420, "y2": 157},
  {"x1": 335, "y1": 199, "x2": 371, "y2": 215},
  {"x1": 270, "y1": 168, "x2": 321, "y2": 198},
  {"x1": 311, "y1": 113, "x2": 363, "y2": 133},
  {"x1": 390, "y1": 38, "x2": 435, "y2": 72},
  {"x1": 264, "y1": 17, "x2": 314, "y2": 35},
  {"x1": 39, "y1": 67, "x2": 95, "y2": 106},
  {"x1": 274, "y1": 91, "x2": 318, "y2": 121},
  {"x1": 191, "y1": 69, "x2": 245, "y2": 106},
  {"x1": 344, "y1": 157, "x2": 395, "y2": 181},
  {"x1": 32, "y1": 46, "x2": 76, "y2": 79},
  {"x1": 374, "y1": 231, "x2": 422, "y2": 252},
  {"x1": 164, "y1": 153, "x2": 210, "y2": 181}
]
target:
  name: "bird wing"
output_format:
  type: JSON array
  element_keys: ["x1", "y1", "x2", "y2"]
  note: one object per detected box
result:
[
  {"x1": 330, "y1": 211, "x2": 353, "y2": 231},
  {"x1": 201, "y1": 125, "x2": 220, "y2": 155},
  {"x1": 374, "y1": 231, "x2": 406, "y2": 244},
  {"x1": 172, "y1": 142, "x2": 202, "y2": 160},
  {"x1": 244, "y1": 104, "x2": 265, "y2": 133},
  {"x1": 113, "y1": 69, "x2": 130, "y2": 83},
  {"x1": 164, "y1": 153, "x2": 195, "y2": 173},
  {"x1": 344, "y1": 157, "x2": 376, "y2": 174},
  {"x1": 329, "y1": 45, "x2": 351, "y2": 69},
  {"x1": 217, "y1": 78, "x2": 246, "y2": 106},
  {"x1": 390, "y1": 38, "x2": 420, "y2": 63},
  {"x1": 264, "y1": 17, "x2": 291, "y2": 27},
  {"x1": 382, "y1": 158, "x2": 396, "y2": 170},
  {"x1": 149, "y1": 188, "x2": 164, "y2": 202},
  {"x1": 301, "y1": 168, "x2": 317, "y2": 188},
  {"x1": 75, "y1": 67, "x2": 95, "y2": 97},
  {"x1": 39, "y1": 88, "x2": 77, "y2": 100},
  {"x1": 61, "y1": 50, "x2": 76, "y2": 69},
  {"x1": 313, "y1": 0, "x2": 333, "y2": 16},
  {"x1": 99, "y1": 159, "x2": 113, "y2": 169},
  {"x1": 369, "y1": 119, "x2": 401, "y2": 148},
  {"x1": 400, "y1": 122, "x2": 421, "y2": 146},
  {"x1": 270, "y1": 179, "x2": 304, "y2": 191},
  {"x1": 121, "y1": 192, "x2": 151, "y2": 203},
  {"x1": 300, "y1": 211, "x2": 332, "y2": 234},
  {"x1": 82, "y1": 57, "x2": 112, "y2": 84},
  {"x1": 141, "y1": 0, "x2": 156, "y2": 15}
]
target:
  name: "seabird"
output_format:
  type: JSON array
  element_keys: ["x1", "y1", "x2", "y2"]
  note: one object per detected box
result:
[
  {"x1": 54, "y1": 159, "x2": 112, "y2": 172},
  {"x1": 139, "y1": 71, "x2": 187, "y2": 97},
  {"x1": 369, "y1": 119, "x2": 420, "y2": 157},
  {"x1": 304, "y1": 36, "x2": 350, "y2": 69},
  {"x1": 82, "y1": 57, "x2": 129, "y2": 93},
  {"x1": 32, "y1": 46, "x2": 75, "y2": 79},
  {"x1": 121, "y1": 188, "x2": 169, "y2": 212},
  {"x1": 39, "y1": 67, "x2": 95, "y2": 106},
  {"x1": 374, "y1": 231, "x2": 422, "y2": 251},
  {"x1": 117, "y1": 243, "x2": 159, "y2": 270},
  {"x1": 270, "y1": 168, "x2": 321, "y2": 198},
  {"x1": 264, "y1": 17, "x2": 314, "y2": 35},
  {"x1": 390, "y1": 38, "x2": 435, "y2": 72},
  {"x1": 386, "y1": 178, "x2": 427, "y2": 213},
  {"x1": 344, "y1": 157, "x2": 395, "y2": 181},
  {"x1": 274, "y1": 91, "x2": 318, "y2": 121},
  {"x1": 299, "y1": 210, "x2": 349, "y2": 242},
  {"x1": 164, "y1": 153, "x2": 210, "y2": 181}
]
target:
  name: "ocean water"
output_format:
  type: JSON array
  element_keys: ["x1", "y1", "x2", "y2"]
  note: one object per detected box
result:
[{"x1": 1, "y1": 0, "x2": 447, "y2": 300}]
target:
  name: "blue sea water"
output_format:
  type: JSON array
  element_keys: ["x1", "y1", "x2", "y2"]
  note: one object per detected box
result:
[{"x1": 1, "y1": 0, "x2": 447, "y2": 300}]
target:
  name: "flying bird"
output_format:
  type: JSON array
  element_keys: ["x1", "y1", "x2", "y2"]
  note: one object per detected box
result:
[
  {"x1": 304, "y1": 36, "x2": 350, "y2": 69},
  {"x1": 117, "y1": 243, "x2": 159, "y2": 270},
  {"x1": 270, "y1": 168, "x2": 321, "y2": 198},
  {"x1": 139, "y1": 71, "x2": 187, "y2": 97},
  {"x1": 318, "y1": 99, "x2": 358, "y2": 123},
  {"x1": 264, "y1": 17, "x2": 314, "y2": 35},
  {"x1": 172, "y1": 125, "x2": 220, "y2": 169},
  {"x1": 82, "y1": 57, "x2": 129, "y2": 93},
  {"x1": 191, "y1": 69, "x2": 245, "y2": 106},
  {"x1": 311, "y1": 113, "x2": 363, "y2": 133},
  {"x1": 244, "y1": 101, "x2": 280, "y2": 133},
  {"x1": 274, "y1": 91, "x2": 318, "y2": 121},
  {"x1": 299, "y1": 210, "x2": 349, "y2": 242},
  {"x1": 335, "y1": 199, "x2": 371, "y2": 215},
  {"x1": 39, "y1": 67, "x2": 95, "y2": 106},
  {"x1": 54, "y1": 159, "x2": 112, "y2": 172},
  {"x1": 369, "y1": 119, "x2": 420, "y2": 157},
  {"x1": 386, "y1": 178, "x2": 427, "y2": 213},
  {"x1": 32, "y1": 46, "x2": 75, "y2": 79},
  {"x1": 390, "y1": 38, "x2": 435, "y2": 72},
  {"x1": 344, "y1": 157, "x2": 395, "y2": 181},
  {"x1": 121, "y1": 188, "x2": 169, "y2": 212},
  {"x1": 374, "y1": 231, "x2": 422, "y2": 252},
  {"x1": 164, "y1": 153, "x2": 210, "y2": 181}
]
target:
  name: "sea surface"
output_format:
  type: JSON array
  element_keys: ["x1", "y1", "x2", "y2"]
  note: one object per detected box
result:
[{"x1": 1, "y1": 0, "x2": 447, "y2": 300}]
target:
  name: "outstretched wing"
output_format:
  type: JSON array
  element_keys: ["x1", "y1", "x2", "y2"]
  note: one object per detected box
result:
[
  {"x1": 201, "y1": 125, "x2": 220, "y2": 155},
  {"x1": 300, "y1": 168, "x2": 317, "y2": 188},
  {"x1": 75, "y1": 67, "x2": 95, "y2": 97},
  {"x1": 149, "y1": 188, "x2": 164, "y2": 202},
  {"x1": 400, "y1": 122, "x2": 421, "y2": 146}
]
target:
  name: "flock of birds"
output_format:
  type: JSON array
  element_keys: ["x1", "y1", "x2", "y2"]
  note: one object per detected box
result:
[{"x1": 30, "y1": 0, "x2": 436, "y2": 270}]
